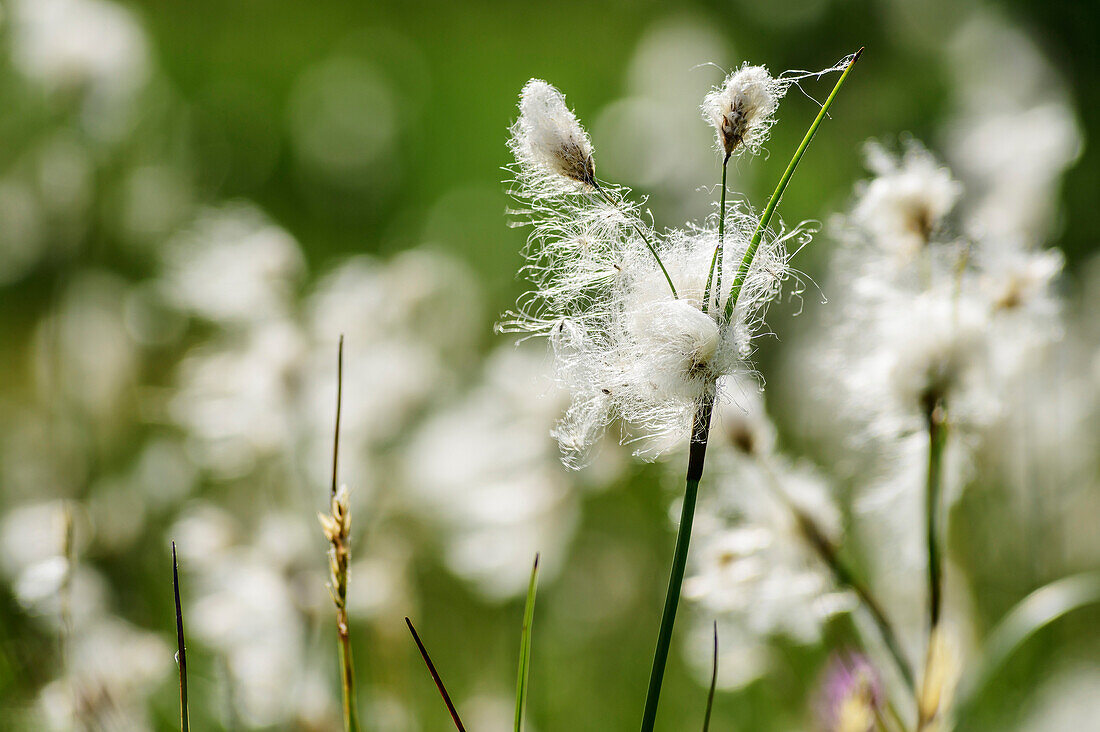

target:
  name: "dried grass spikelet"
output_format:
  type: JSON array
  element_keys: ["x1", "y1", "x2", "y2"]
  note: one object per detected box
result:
[
  {"x1": 511, "y1": 79, "x2": 597, "y2": 187},
  {"x1": 319, "y1": 484, "x2": 352, "y2": 613}
]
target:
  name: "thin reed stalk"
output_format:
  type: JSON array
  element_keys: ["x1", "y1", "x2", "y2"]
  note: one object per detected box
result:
[
  {"x1": 319, "y1": 336, "x2": 360, "y2": 732},
  {"x1": 701, "y1": 622, "x2": 718, "y2": 732},
  {"x1": 172, "y1": 541, "x2": 189, "y2": 732},
  {"x1": 917, "y1": 397, "x2": 948, "y2": 730},
  {"x1": 406, "y1": 617, "x2": 467, "y2": 732}
]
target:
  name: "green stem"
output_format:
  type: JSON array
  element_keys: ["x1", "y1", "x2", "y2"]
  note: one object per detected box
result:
[
  {"x1": 593, "y1": 184, "x2": 678, "y2": 299},
  {"x1": 338, "y1": 620, "x2": 360, "y2": 732},
  {"x1": 703, "y1": 159, "x2": 730, "y2": 313},
  {"x1": 514, "y1": 555, "x2": 540, "y2": 732},
  {"x1": 925, "y1": 400, "x2": 947, "y2": 632},
  {"x1": 723, "y1": 48, "x2": 863, "y2": 324},
  {"x1": 795, "y1": 510, "x2": 917, "y2": 692},
  {"x1": 917, "y1": 398, "x2": 947, "y2": 731},
  {"x1": 640, "y1": 395, "x2": 714, "y2": 732}
]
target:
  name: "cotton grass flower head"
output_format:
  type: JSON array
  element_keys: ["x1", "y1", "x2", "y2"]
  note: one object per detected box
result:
[
  {"x1": 681, "y1": 389, "x2": 853, "y2": 688},
  {"x1": 702, "y1": 64, "x2": 783, "y2": 160},
  {"x1": 701, "y1": 56, "x2": 859, "y2": 161},
  {"x1": 504, "y1": 86, "x2": 803, "y2": 463},
  {"x1": 511, "y1": 80, "x2": 597, "y2": 188},
  {"x1": 682, "y1": 453, "x2": 853, "y2": 687}
]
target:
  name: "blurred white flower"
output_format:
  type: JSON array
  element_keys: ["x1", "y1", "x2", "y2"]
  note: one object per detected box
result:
[
  {"x1": 160, "y1": 204, "x2": 305, "y2": 326},
  {"x1": 33, "y1": 271, "x2": 141, "y2": 423},
  {"x1": 37, "y1": 618, "x2": 170, "y2": 730},
  {"x1": 171, "y1": 320, "x2": 307, "y2": 478},
  {"x1": 9, "y1": 0, "x2": 150, "y2": 138},
  {"x1": 852, "y1": 140, "x2": 962, "y2": 258},
  {"x1": 189, "y1": 546, "x2": 310, "y2": 727},
  {"x1": 943, "y1": 10, "x2": 1082, "y2": 242},
  {"x1": 682, "y1": 384, "x2": 852, "y2": 688},
  {"x1": 403, "y1": 346, "x2": 585, "y2": 599}
]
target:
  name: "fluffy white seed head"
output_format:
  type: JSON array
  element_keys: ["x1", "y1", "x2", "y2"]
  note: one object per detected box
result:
[
  {"x1": 702, "y1": 65, "x2": 783, "y2": 159},
  {"x1": 853, "y1": 140, "x2": 962, "y2": 256},
  {"x1": 887, "y1": 291, "x2": 988, "y2": 414},
  {"x1": 503, "y1": 74, "x2": 808, "y2": 465},
  {"x1": 511, "y1": 79, "x2": 596, "y2": 187},
  {"x1": 626, "y1": 299, "x2": 721, "y2": 397}
]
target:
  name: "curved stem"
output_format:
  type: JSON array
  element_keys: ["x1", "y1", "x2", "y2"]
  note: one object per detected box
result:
[
  {"x1": 639, "y1": 395, "x2": 715, "y2": 732},
  {"x1": 723, "y1": 48, "x2": 863, "y2": 324},
  {"x1": 796, "y1": 511, "x2": 917, "y2": 692},
  {"x1": 592, "y1": 184, "x2": 678, "y2": 299},
  {"x1": 755, "y1": 455, "x2": 915, "y2": 691}
]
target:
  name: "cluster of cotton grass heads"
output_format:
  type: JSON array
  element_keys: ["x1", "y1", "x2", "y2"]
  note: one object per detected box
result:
[{"x1": 499, "y1": 50, "x2": 863, "y2": 731}]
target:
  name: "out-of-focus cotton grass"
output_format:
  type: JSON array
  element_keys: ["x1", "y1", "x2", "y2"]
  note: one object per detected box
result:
[{"x1": 783, "y1": 130, "x2": 1079, "y2": 728}]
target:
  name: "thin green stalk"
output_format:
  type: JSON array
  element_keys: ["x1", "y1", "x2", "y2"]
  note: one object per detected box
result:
[
  {"x1": 639, "y1": 395, "x2": 714, "y2": 732},
  {"x1": 756, "y1": 455, "x2": 915, "y2": 691},
  {"x1": 323, "y1": 336, "x2": 359, "y2": 732},
  {"x1": 593, "y1": 184, "x2": 678, "y2": 298},
  {"x1": 703, "y1": 159, "x2": 730, "y2": 314},
  {"x1": 172, "y1": 541, "x2": 189, "y2": 732},
  {"x1": 701, "y1": 621, "x2": 718, "y2": 732},
  {"x1": 924, "y1": 400, "x2": 947, "y2": 631},
  {"x1": 723, "y1": 47, "x2": 864, "y2": 324},
  {"x1": 793, "y1": 510, "x2": 916, "y2": 692},
  {"x1": 514, "y1": 554, "x2": 540, "y2": 732},
  {"x1": 338, "y1": 626, "x2": 359, "y2": 732},
  {"x1": 917, "y1": 398, "x2": 947, "y2": 731},
  {"x1": 406, "y1": 617, "x2": 467, "y2": 732}
]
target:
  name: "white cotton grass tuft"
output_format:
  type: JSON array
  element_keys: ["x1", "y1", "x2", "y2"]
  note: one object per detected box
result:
[
  {"x1": 701, "y1": 55, "x2": 858, "y2": 161},
  {"x1": 502, "y1": 73, "x2": 819, "y2": 465},
  {"x1": 511, "y1": 80, "x2": 597, "y2": 188},
  {"x1": 783, "y1": 136, "x2": 1071, "y2": 665},
  {"x1": 508, "y1": 204, "x2": 797, "y2": 465},
  {"x1": 794, "y1": 138, "x2": 1065, "y2": 446},
  {"x1": 701, "y1": 65, "x2": 783, "y2": 160}
]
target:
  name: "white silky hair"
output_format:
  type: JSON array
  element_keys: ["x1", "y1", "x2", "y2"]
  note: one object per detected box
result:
[{"x1": 501, "y1": 75, "x2": 816, "y2": 465}]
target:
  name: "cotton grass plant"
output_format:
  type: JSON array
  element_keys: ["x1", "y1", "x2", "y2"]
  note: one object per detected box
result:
[{"x1": 500, "y1": 49, "x2": 864, "y2": 729}]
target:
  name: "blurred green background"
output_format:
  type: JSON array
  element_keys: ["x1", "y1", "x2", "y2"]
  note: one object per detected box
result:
[{"x1": 0, "y1": 0, "x2": 1098, "y2": 730}]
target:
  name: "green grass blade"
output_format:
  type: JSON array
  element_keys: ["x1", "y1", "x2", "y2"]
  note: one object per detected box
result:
[
  {"x1": 172, "y1": 541, "x2": 189, "y2": 732},
  {"x1": 406, "y1": 617, "x2": 467, "y2": 732},
  {"x1": 702, "y1": 621, "x2": 718, "y2": 732},
  {"x1": 955, "y1": 572, "x2": 1100, "y2": 724},
  {"x1": 514, "y1": 554, "x2": 540, "y2": 732},
  {"x1": 723, "y1": 47, "x2": 864, "y2": 324}
]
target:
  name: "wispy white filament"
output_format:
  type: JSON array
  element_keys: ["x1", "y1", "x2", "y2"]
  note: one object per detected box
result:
[{"x1": 502, "y1": 76, "x2": 816, "y2": 464}]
